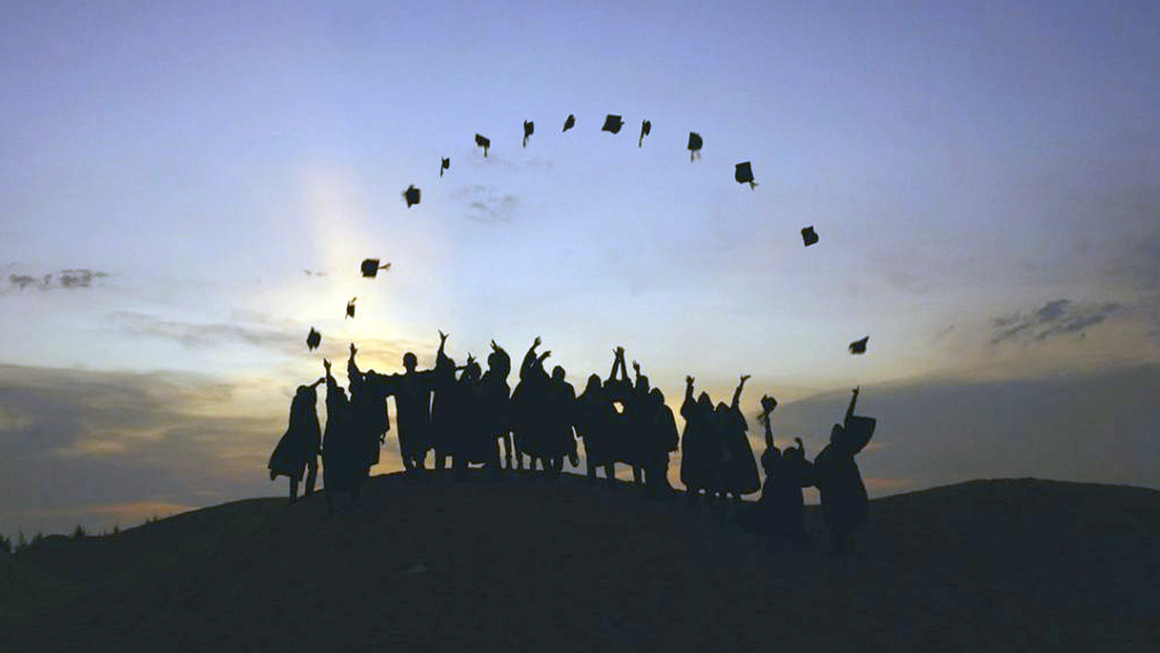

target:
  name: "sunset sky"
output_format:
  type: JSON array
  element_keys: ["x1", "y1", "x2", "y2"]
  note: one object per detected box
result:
[{"x1": 2, "y1": 0, "x2": 1159, "y2": 536}]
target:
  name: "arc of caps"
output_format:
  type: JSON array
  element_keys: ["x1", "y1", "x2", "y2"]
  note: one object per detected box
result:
[
  {"x1": 346, "y1": 298, "x2": 356, "y2": 319},
  {"x1": 523, "y1": 120, "x2": 534, "y2": 147},
  {"x1": 734, "y1": 161, "x2": 756, "y2": 189},
  {"x1": 688, "y1": 132, "x2": 703, "y2": 161},
  {"x1": 849, "y1": 336, "x2": 869, "y2": 355},
  {"x1": 475, "y1": 133, "x2": 490, "y2": 156},
  {"x1": 801, "y1": 226, "x2": 819, "y2": 247},
  {"x1": 563, "y1": 114, "x2": 576, "y2": 132},
  {"x1": 639, "y1": 120, "x2": 651, "y2": 147},
  {"x1": 306, "y1": 327, "x2": 322, "y2": 351},
  {"x1": 440, "y1": 157, "x2": 450, "y2": 177},
  {"x1": 361, "y1": 259, "x2": 391, "y2": 278},
  {"x1": 403, "y1": 185, "x2": 421, "y2": 207},
  {"x1": 602, "y1": 114, "x2": 624, "y2": 134}
]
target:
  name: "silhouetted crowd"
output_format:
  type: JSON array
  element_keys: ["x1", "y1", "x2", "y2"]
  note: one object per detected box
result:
[{"x1": 270, "y1": 335, "x2": 876, "y2": 553}]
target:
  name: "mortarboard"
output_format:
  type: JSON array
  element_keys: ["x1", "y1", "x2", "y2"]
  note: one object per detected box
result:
[
  {"x1": 639, "y1": 120, "x2": 651, "y2": 147},
  {"x1": 346, "y1": 297, "x2": 356, "y2": 319},
  {"x1": 735, "y1": 161, "x2": 757, "y2": 189},
  {"x1": 360, "y1": 259, "x2": 391, "y2": 278},
  {"x1": 801, "y1": 226, "x2": 819, "y2": 247},
  {"x1": 849, "y1": 336, "x2": 869, "y2": 355},
  {"x1": 523, "y1": 120, "x2": 534, "y2": 147},
  {"x1": 563, "y1": 114, "x2": 575, "y2": 132},
  {"x1": 475, "y1": 133, "x2": 490, "y2": 157},
  {"x1": 602, "y1": 114, "x2": 624, "y2": 134},
  {"x1": 306, "y1": 327, "x2": 321, "y2": 351},
  {"x1": 404, "y1": 185, "x2": 421, "y2": 207},
  {"x1": 440, "y1": 157, "x2": 450, "y2": 177},
  {"x1": 688, "y1": 132, "x2": 703, "y2": 161}
]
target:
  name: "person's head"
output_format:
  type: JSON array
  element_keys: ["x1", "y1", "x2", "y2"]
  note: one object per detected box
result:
[
  {"x1": 586, "y1": 373, "x2": 601, "y2": 393},
  {"x1": 551, "y1": 366, "x2": 565, "y2": 382},
  {"x1": 697, "y1": 392, "x2": 711, "y2": 408},
  {"x1": 830, "y1": 424, "x2": 844, "y2": 445},
  {"x1": 403, "y1": 352, "x2": 418, "y2": 372},
  {"x1": 636, "y1": 375, "x2": 650, "y2": 394},
  {"x1": 716, "y1": 401, "x2": 728, "y2": 413},
  {"x1": 466, "y1": 360, "x2": 482, "y2": 381},
  {"x1": 649, "y1": 387, "x2": 664, "y2": 406},
  {"x1": 487, "y1": 349, "x2": 511, "y2": 378}
]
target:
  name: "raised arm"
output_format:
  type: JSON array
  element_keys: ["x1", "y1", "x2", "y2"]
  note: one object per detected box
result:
[
  {"x1": 308, "y1": 377, "x2": 326, "y2": 389},
  {"x1": 760, "y1": 394, "x2": 777, "y2": 450},
  {"x1": 844, "y1": 386, "x2": 860, "y2": 426},
  {"x1": 732, "y1": 374, "x2": 750, "y2": 409},
  {"x1": 347, "y1": 343, "x2": 362, "y2": 381},
  {"x1": 681, "y1": 375, "x2": 696, "y2": 418},
  {"x1": 436, "y1": 331, "x2": 451, "y2": 368},
  {"x1": 521, "y1": 337, "x2": 541, "y2": 379}
]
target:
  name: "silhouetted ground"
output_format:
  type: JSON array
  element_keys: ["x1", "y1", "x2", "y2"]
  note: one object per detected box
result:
[{"x1": 2, "y1": 474, "x2": 1158, "y2": 652}]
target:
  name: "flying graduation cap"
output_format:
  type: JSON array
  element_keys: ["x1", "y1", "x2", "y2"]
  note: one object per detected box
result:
[
  {"x1": 306, "y1": 327, "x2": 322, "y2": 351},
  {"x1": 440, "y1": 157, "x2": 450, "y2": 177},
  {"x1": 639, "y1": 120, "x2": 651, "y2": 147},
  {"x1": 849, "y1": 336, "x2": 869, "y2": 355},
  {"x1": 475, "y1": 133, "x2": 490, "y2": 156},
  {"x1": 346, "y1": 297, "x2": 356, "y2": 319},
  {"x1": 602, "y1": 114, "x2": 624, "y2": 134},
  {"x1": 734, "y1": 161, "x2": 757, "y2": 189},
  {"x1": 360, "y1": 259, "x2": 391, "y2": 278},
  {"x1": 523, "y1": 120, "x2": 534, "y2": 147},
  {"x1": 563, "y1": 114, "x2": 576, "y2": 132},
  {"x1": 403, "y1": 185, "x2": 421, "y2": 207},
  {"x1": 801, "y1": 226, "x2": 819, "y2": 247},
  {"x1": 688, "y1": 132, "x2": 703, "y2": 161}
]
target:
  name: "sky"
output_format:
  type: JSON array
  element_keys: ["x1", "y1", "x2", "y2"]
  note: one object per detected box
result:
[{"x1": 2, "y1": 0, "x2": 1159, "y2": 536}]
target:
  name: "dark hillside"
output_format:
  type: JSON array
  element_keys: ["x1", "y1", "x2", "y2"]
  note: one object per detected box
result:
[{"x1": 4, "y1": 474, "x2": 1158, "y2": 652}]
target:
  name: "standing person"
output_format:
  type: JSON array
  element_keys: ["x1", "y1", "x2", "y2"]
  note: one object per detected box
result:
[
  {"x1": 543, "y1": 365, "x2": 578, "y2": 475},
  {"x1": 603, "y1": 347, "x2": 633, "y2": 479},
  {"x1": 429, "y1": 332, "x2": 458, "y2": 471},
  {"x1": 679, "y1": 376, "x2": 715, "y2": 498},
  {"x1": 715, "y1": 375, "x2": 760, "y2": 500},
  {"x1": 322, "y1": 359, "x2": 362, "y2": 512},
  {"x1": 387, "y1": 332, "x2": 444, "y2": 471},
  {"x1": 575, "y1": 373, "x2": 615, "y2": 480},
  {"x1": 756, "y1": 395, "x2": 812, "y2": 543},
  {"x1": 268, "y1": 377, "x2": 325, "y2": 503},
  {"x1": 511, "y1": 337, "x2": 552, "y2": 471},
  {"x1": 644, "y1": 386, "x2": 679, "y2": 494},
  {"x1": 625, "y1": 361, "x2": 652, "y2": 484},
  {"x1": 452, "y1": 356, "x2": 498, "y2": 474},
  {"x1": 346, "y1": 344, "x2": 390, "y2": 478},
  {"x1": 481, "y1": 341, "x2": 514, "y2": 470},
  {"x1": 813, "y1": 387, "x2": 876, "y2": 554}
]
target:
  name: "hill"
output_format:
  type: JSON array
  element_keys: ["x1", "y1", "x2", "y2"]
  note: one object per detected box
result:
[{"x1": 3, "y1": 474, "x2": 1159, "y2": 652}]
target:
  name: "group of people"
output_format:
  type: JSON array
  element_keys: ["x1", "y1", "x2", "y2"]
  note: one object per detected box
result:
[{"x1": 269, "y1": 333, "x2": 876, "y2": 552}]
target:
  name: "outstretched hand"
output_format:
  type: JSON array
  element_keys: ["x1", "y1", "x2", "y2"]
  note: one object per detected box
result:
[
  {"x1": 686, "y1": 375, "x2": 694, "y2": 386},
  {"x1": 349, "y1": 343, "x2": 358, "y2": 357},
  {"x1": 632, "y1": 360, "x2": 641, "y2": 373},
  {"x1": 852, "y1": 386, "x2": 860, "y2": 396},
  {"x1": 323, "y1": 359, "x2": 332, "y2": 371},
  {"x1": 533, "y1": 336, "x2": 542, "y2": 348},
  {"x1": 439, "y1": 330, "x2": 449, "y2": 343},
  {"x1": 540, "y1": 350, "x2": 552, "y2": 360},
  {"x1": 740, "y1": 374, "x2": 751, "y2": 384}
]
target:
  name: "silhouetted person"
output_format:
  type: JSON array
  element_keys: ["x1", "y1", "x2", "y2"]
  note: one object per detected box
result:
[
  {"x1": 625, "y1": 360, "x2": 652, "y2": 483},
  {"x1": 429, "y1": 332, "x2": 458, "y2": 471},
  {"x1": 511, "y1": 337, "x2": 552, "y2": 471},
  {"x1": 603, "y1": 346, "x2": 634, "y2": 479},
  {"x1": 644, "y1": 386, "x2": 678, "y2": 494},
  {"x1": 268, "y1": 377, "x2": 324, "y2": 503},
  {"x1": 452, "y1": 356, "x2": 499, "y2": 473},
  {"x1": 576, "y1": 373, "x2": 615, "y2": 480},
  {"x1": 347, "y1": 343, "x2": 390, "y2": 478},
  {"x1": 680, "y1": 376, "x2": 715, "y2": 497},
  {"x1": 387, "y1": 333, "x2": 443, "y2": 471},
  {"x1": 712, "y1": 375, "x2": 760, "y2": 500},
  {"x1": 543, "y1": 365, "x2": 579, "y2": 475},
  {"x1": 813, "y1": 387, "x2": 876, "y2": 554},
  {"x1": 756, "y1": 395, "x2": 812, "y2": 543},
  {"x1": 481, "y1": 341, "x2": 514, "y2": 470},
  {"x1": 322, "y1": 359, "x2": 363, "y2": 511}
]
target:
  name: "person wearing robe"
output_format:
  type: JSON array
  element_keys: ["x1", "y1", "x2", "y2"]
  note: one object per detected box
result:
[
  {"x1": 602, "y1": 347, "x2": 634, "y2": 477},
  {"x1": 679, "y1": 376, "x2": 715, "y2": 498},
  {"x1": 481, "y1": 341, "x2": 514, "y2": 470},
  {"x1": 542, "y1": 365, "x2": 578, "y2": 475},
  {"x1": 644, "y1": 386, "x2": 679, "y2": 494},
  {"x1": 321, "y1": 359, "x2": 363, "y2": 511},
  {"x1": 813, "y1": 387, "x2": 875, "y2": 554},
  {"x1": 429, "y1": 333, "x2": 458, "y2": 471},
  {"x1": 575, "y1": 373, "x2": 616, "y2": 480},
  {"x1": 384, "y1": 333, "x2": 443, "y2": 471},
  {"x1": 713, "y1": 375, "x2": 760, "y2": 499},
  {"x1": 452, "y1": 357, "x2": 498, "y2": 473},
  {"x1": 268, "y1": 378, "x2": 324, "y2": 503},
  {"x1": 624, "y1": 361, "x2": 653, "y2": 483},
  {"x1": 756, "y1": 395, "x2": 812, "y2": 543},
  {"x1": 346, "y1": 344, "x2": 390, "y2": 477},
  {"x1": 511, "y1": 337, "x2": 552, "y2": 471}
]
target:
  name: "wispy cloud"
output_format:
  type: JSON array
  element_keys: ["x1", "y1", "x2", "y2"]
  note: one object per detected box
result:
[
  {"x1": 112, "y1": 311, "x2": 293, "y2": 351},
  {"x1": 990, "y1": 299, "x2": 1122, "y2": 345},
  {"x1": 2, "y1": 268, "x2": 108, "y2": 294},
  {"x1": 452, "y1": 185, "x2": 518, "y2": 223}
]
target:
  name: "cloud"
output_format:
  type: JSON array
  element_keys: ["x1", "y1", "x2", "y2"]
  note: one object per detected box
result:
[
  {"x1": 112, "y1": 311, "x2": 293, "y2": 351},
  {"x1": 2, "y1": 268, "x2": 108, "y2": 294},
  {"x1": 990, "y1": 298, "x2": 1122, "y2": 344},
  {"x1": 453, "y1": 185, "x2": 518, "y2": 223}
]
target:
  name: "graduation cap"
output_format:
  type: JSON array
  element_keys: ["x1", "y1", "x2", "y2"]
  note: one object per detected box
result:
[
  {"x1": 849, "y1": 336, "x2": 869, "y2": 355},
  {"x1": 563, "y1": 114, "x2": 576, "y2": 132},
  {"x1": 475, "y1": 133, "x2": 490, "y2": 157},
  {"x1": 346, "y1": 298, "x2": 356, "y2": 319},
  {"x1": 306, "y1": 327, "x2": 321, "y2": 351},
  {"x1": 638, "y1": 120, "x2": 651, "y2": 147},
  {"x1": 523, "y1": 120, "x2": 534, "y2": 147},
  {"x1": 735, "y1": 161, "x2": 757, "y2": 189},
  {"x1": 360, "y1": 259, "x2": 391, "y2": 278},
  {"x1": 440, "y1": 157, "x2": 450, "y2": 177},
  {"x1": 801, "y1": 226, "x2": 819, "y2": 247},
  {"x1": 403, "y1": 185, "x2": 421, "y2": 207},
  {"x1": 687, "y1": 132, "x2": 703, "y2": 161},
  {"x1": 602, "y1": 114, "x2": 624, "y2": 134}
]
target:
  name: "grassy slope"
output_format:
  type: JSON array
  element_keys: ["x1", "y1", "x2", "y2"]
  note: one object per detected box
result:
[{"x1": 3, "y1": 474, "x2": 1159, "y2": 652}]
